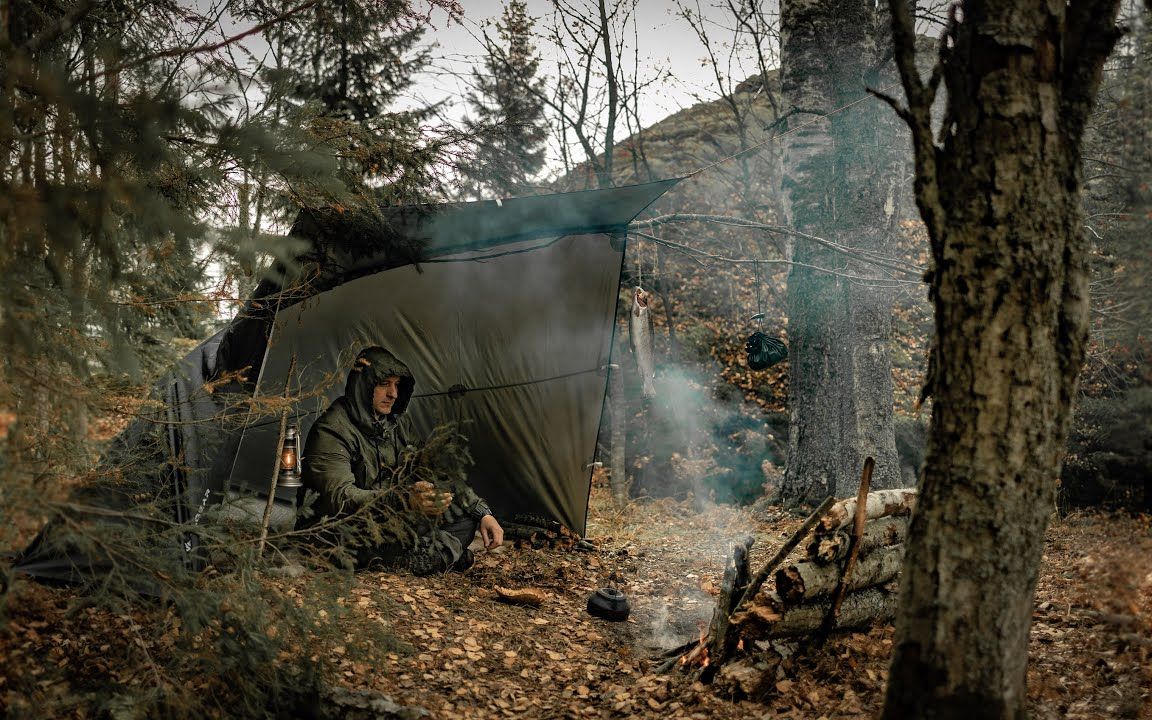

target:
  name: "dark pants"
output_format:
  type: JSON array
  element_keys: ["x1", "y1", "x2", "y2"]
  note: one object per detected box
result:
[
  {"x1": 440, "y1": 516, "x2": 480, "y2": 551},
  {"x1": 357, "y1": 516, "x2": 478, "y2": 571}
]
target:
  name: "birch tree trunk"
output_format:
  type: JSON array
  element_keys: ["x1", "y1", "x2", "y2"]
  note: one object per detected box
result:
[
  {"x1": 880, "y1": 1, "x2": 1123, "y2": 716},
  {"x1": 779, "y1": 0, "x2": 902, "y2": 505}
]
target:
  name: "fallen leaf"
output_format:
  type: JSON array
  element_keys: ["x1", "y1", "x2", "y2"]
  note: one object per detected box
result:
[{"x1": 494, "y1": 586, "x2": 548, "y2": 607}]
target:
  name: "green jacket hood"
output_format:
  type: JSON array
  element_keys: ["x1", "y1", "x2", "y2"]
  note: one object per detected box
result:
[{"x1": 344, "y1": 346, "x2": 416, "y2": 431}]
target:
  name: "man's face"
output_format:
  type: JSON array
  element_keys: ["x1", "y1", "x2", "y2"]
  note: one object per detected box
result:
[{"x1": 373, "y1": 376, "x2": 402, "y2": 416}]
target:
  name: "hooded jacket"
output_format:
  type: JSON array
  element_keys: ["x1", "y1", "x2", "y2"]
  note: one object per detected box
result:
[{"x1": 300, "y1": 346, "x2": 486, "y2": 528}]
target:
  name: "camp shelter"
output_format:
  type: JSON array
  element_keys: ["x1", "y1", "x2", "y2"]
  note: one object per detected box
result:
[{"x1": 14, "y1": 179, "x2": 679, "y2": 583}]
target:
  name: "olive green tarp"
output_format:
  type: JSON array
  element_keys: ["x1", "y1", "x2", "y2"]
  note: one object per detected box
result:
[
  {"x1": 14, "y1": 179, "x2": 679, "y2": 583},
  {"x1": 233, "y1": 179, "x2": 680, "y2": 535}
]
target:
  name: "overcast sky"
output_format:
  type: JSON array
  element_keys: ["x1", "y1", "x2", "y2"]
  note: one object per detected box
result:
[
  {"x1": 208, "y1": 1, "x2": 782, "y2": 177},
  {"x1": 412, "y1": 0, "x2": 779, "y2": 130}
]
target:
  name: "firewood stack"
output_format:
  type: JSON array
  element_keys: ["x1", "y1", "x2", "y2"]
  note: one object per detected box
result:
[
  {"x1": 662, "y1": 479, "x2": 917, "y2": 680},
  {"x1": 745, "y1": 488, "x2": 916, "y2": 638}
]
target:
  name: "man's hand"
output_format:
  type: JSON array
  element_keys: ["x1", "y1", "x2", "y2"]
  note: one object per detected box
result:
[
  {"x1": 478, "y1": 514, "x2": 504, "y2": 549},
  {"x1": 409, "y1": 480, "x2": 453, "y2": 517}
]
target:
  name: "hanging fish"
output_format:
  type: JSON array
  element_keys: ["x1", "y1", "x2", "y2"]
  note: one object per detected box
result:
[{"x1": 629, "y1": 287, "x2": 657, "y2": 399}]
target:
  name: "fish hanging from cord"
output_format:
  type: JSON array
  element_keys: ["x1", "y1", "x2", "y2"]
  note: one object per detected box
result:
[{"x1": 630, "y1": 286, "x2": 657, "y2": 399}]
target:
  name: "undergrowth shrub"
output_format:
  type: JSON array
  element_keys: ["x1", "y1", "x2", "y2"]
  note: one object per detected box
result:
[
  {"x1": 1061, "y1": 387, "x2": 1152, "y2": 513},
  {"x1": 1, "y1": 393, "x2": 476, "y2": 718},
  {"x1": 894, "y1": 414, "x2": 927, "y2": 487}
]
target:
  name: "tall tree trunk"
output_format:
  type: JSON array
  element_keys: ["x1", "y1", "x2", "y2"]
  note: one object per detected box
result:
[
  {"x1": 779, "y1": 0, "x2": 901, "y2": 506},
  {"x1": 596, "y1": 0, "x2": 617, "y2": 188},
  {"x1": 880, "y1": 1, "x2": 1122, "y2": 716},
  {"x1": 609, "y1": 333, "x2": 627, "y2": 506}
]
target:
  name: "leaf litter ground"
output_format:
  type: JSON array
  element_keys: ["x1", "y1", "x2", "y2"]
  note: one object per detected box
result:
[{"x1": 1, "y1": 484, "x2": 1149, "y2": 719}]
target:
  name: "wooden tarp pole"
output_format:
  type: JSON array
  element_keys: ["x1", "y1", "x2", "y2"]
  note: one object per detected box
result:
[
  {"x1": 819, "y1": 456, "x2": 874, "y2": 639},
  {"x1": 259, "y1": 354, "x2": 296, "y2": 555}
]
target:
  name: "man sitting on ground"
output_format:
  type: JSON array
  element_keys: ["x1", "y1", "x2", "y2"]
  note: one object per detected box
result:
[{"x1": 297, "y1": 345, "x2": 503, "y2": 574}]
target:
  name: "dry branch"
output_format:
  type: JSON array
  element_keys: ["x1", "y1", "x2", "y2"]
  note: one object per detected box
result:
[
  {"x1": 732, "y1": 495, "x2": 836, "y2": 615},
  {"x1": 816, "y1": 488, "x2": 916, "y2": 534},
  {"x1": 663, "y1": 489, "x2": 911, "y2": 676},
  {"x1": 776, "y1": 544, "x2": 905, "y2": 605},
  {"x1": 706, "y1": 536, "x2": 754, "y2": 666},
  {"x1": 806, "y1": 516, "x2": 908, "y2": 564},
  {"x1": 820, "y1": 457, "x2": 874, "y2": 636}
]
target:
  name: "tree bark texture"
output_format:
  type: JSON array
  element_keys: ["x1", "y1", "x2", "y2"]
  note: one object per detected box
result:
[
  {"x1": 780, "y1": 0, "x2": 902, "y2": 506},
  {"x1": 881, "y1": 1, "x2": 1122, "y2": 718},
  {"x1": 776, "y1": 543, "x2": 904, "y2": 605}
]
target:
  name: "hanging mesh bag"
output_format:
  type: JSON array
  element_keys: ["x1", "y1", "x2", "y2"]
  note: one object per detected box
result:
[{"x1": 745, "y1": 332, "x2": 788, "y2": 370}]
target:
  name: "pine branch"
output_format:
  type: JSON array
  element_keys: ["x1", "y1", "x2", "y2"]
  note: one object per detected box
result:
[
  {"x1": 23, "y1": 0, "x2": 100, "y2": 54},
  {"x1": 81, "y1": 0, "x2": 324, "y2": 83}
]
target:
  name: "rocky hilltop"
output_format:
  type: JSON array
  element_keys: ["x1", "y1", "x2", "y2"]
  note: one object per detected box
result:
[{"x1": 556, "y1": 73, "x2": 784, "y2": 218}]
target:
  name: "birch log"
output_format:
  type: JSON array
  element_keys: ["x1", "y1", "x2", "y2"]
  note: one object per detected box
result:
[
  {"x1": 806, "y1": 516, "x2": 909, "y2": 564},
  {"x1": 817, "y1": 488, "x2": 917, "y2": 534},
  {"x1": 735, "y1": 588, "x2": 898, "y2": 639},
  {"x1": 776, "y1": 544, "x2": 905, "y2": 605}
]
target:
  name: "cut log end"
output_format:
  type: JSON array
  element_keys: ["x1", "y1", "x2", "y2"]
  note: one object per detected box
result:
[{"x1": 805, "y1": 516, "x2": 910, "y2": 565}]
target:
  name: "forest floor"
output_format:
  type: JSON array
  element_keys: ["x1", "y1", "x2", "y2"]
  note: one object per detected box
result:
[{"x1": 2, "y1": 483, "x2": 1150, "y2": 719}]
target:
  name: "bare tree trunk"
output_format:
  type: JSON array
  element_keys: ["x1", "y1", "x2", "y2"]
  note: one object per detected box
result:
[
  {"x1": 779, "y1": 0, "x2": 901, "y2": 507},
  {"x1": 880, "y1": 1, "x2": 1123, "y2": 717},
  {"x1": 609, "y1": 334, "x2": 627, "y2": 505},
  {"x1": 595, "y1": 0, "x2": 617, "y2": 188},
  {"x1": 656, "y1": 243, "x2": 678, "y2": 359}
]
